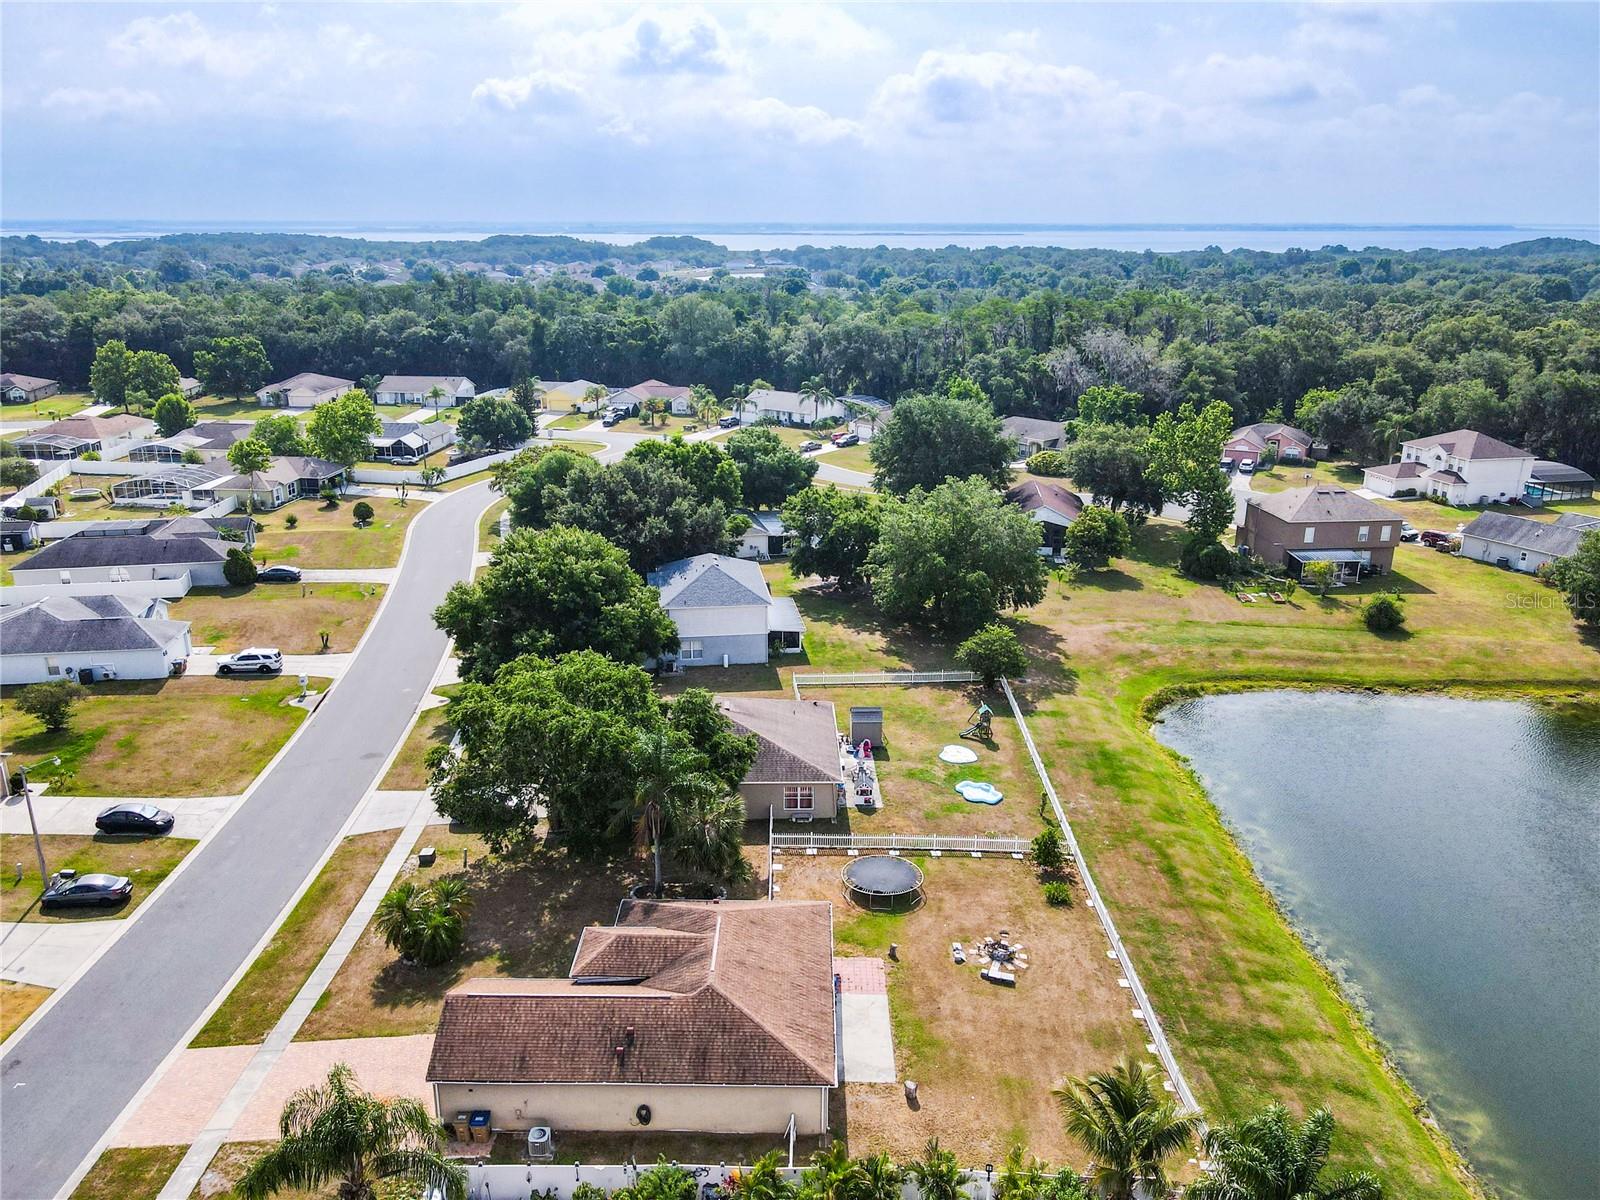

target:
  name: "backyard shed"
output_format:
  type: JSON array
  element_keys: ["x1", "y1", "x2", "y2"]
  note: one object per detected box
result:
[{"x1": 850, "y1": 706, "x2": 884, "y2": 746}]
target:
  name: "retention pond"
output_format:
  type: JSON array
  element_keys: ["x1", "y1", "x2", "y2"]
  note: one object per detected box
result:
[{"x1": 1153, "y1": 690, "x2": 1599, "y2": 1200}]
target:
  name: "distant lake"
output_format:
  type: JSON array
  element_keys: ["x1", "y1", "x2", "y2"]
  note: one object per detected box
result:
[
  {"x1": 1153, "y1": 691, "x2": 1600, "y2": 1200},
  {"x1": 4, "y1": 221, "x2": 1598, "y2": 253}
]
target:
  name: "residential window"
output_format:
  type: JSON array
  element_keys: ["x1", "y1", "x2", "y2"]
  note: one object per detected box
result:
[
  {"x1": 1380, "y1": 525, "x2": 1391, "y2": 542},
  {"x1": 44, "y1": 657, "x2": 60, "y2": 676},
  {"x1": 1303, "y1": 527, "x2": 1316, "y2": 544},
  {"x1": 679, "y1": 639, "x2": 703, "y2": 663},
  {"x1": 1358, "y1": 525, "x2": 1370, "y2": 543},
  {"x1": 783, "y1": 786, "x2": 815, "y2": 810}
]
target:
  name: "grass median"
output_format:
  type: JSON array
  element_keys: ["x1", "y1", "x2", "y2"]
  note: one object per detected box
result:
[
  {"x1": 190, "y1": 830, "x2": 398, "y2": 1048},
  {"x1": 67, "y1": 1145, "x2": 188, "y2": 1200}
]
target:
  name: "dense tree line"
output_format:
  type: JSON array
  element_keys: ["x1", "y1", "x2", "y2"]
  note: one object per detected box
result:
[{"x1": 3, "y1": 234, "x2": 1597, "y2": 469}]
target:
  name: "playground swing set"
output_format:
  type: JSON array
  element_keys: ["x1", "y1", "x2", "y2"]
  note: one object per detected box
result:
[{"x1": 961, "y1": 701, "x2": 993, "y2": 740}]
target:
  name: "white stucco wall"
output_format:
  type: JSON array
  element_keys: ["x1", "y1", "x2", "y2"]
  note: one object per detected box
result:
[
  {"x1": 1459, "y1": 534, "x2": 1560, "y2": 574},
  {"x1": 432, "y1": 1082, "x2": 830, "y2": 1137},
  {"x1": 0, "y1": 643, "x2": 180, "y2": 686},
  {"x1": 10, "y1": 560, "x2": 228, "y2": 587}
]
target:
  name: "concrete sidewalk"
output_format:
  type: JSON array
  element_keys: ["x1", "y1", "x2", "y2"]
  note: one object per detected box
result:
[
  {"x1": 1, "y1": 921, "x2": 121, "y2": 988},
  {"x1": 297, "y1": 568, "x2": 397, "y2": 584},
  {"x1": 0, "y1": 793, "x2": 234, "y2": 839},
  {"x1": 835, "y1": 956, "x2": 896, "y2": 1083}
]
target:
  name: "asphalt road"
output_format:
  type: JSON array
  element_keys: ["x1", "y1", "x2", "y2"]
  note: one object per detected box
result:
[{"x1": 0, "y1": 481, "x2": 492, "y2": 1200}]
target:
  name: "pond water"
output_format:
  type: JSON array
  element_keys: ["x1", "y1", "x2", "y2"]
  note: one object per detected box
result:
[{"x1": 1152, "y1": 691, "x2": 1600, "y2": 1200}]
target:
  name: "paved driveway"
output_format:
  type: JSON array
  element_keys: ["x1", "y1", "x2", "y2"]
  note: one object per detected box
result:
[
  {"x1": 0, "y1": 481, "x2": 494, "y2": 1200},
  {"x1": 184, "y1": 652, "x2": 354, "y2": 681},
  {"x1": 1, "y1": 921, "x2": 121, "y2": 988}
]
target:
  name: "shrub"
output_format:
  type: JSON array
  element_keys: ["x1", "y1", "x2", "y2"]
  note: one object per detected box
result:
[
  {"x1": 283, "y1": 513, "x2": 299, "y2": 529},
  {"x1": 352, "y1": 500, "x2": 375, "y2": 525},
  {"x1": 1042, "y1": 880, "x2": 1073, "y2": 907},
  {"x1": 80, "y1": 450, "x2": 101, "y2": 462},
  {"x1": 0, "y1": 457, "x2": 39, "y2": 488},
  {"x1": 15, "y1": 504, "x2": 46, "y2": 523},
  {"x1": 1362, "y1": 592, "x2": 1406, "y2": 632},
  {"x1": 1063, "y1": 504, "x2": 1132, "y2": 569},
  {"x1": 1026, "y1": 449, "x2": 1069, "y2": 477},
  {"x1": 223, "y1": 547, "x2": 258, "y2": 586},
  {"x1": 16, "y1": 680, "x2": 86, "y2": 732},
  {"x1": 1031, "y1": 826, "x2": 1064, "y2": 872},
  {"x1": 1180, "y1": 536, "x2": 1236, "y2": 580},
  {"x1": 318, "y1": 485, "x2": 338, "y2": 504},
  {"x1": 955, "y1": 623, "x2": 1028, "y2": 686},
  {"x1": 572, "y1": 1185, "x2": 608, "y2": 1200},
  {"x1": 373, "y1": 879, "x2": 473, "y2": 967}
]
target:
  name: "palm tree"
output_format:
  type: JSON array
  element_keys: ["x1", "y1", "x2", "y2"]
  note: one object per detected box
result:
[
  {"x1": 733, "y1": 1150, "x2": 796, "y2": 1200},
  {"x1": 906, "y1": 1139, "x2": 967, "y2": 1200},
  {"x1": 799, "y1": 375, "x2": 834, "y2": 428},
  {"x1": 373, "y1": 882, "x2": 427, "y2": 961},
  {"x1": 424, "y1": 384, "x2": 448, "y2": 411},
  {"x1": 1375, "y1": 412, "x2": 1411, "y2": 462},
  {"x1": 798, "y1": 1141, "x2": 854, "y2": 1200},
  {"x1": 667, "y1": 789, "x2": 748, "y2": 882},
  {"x1": 1054, "y1": 1056, "x2": 1201, "y2": 1200},
  {"x1": 614, "y1": 730, "x2": 719, "y2": 896},
  {"x1": 236, "y1": 1062, "x2": 466, "y2": 1200},
  {"x1": 994, "y1": 1145, "x2": 1051, "y2": 1200},
  {"x1": 1188, "y1": 1104, "x2": 1382, "y2": 1200},
  {"x1": 848, "y1": 1152, "x2": 902, "y2": 1200}
]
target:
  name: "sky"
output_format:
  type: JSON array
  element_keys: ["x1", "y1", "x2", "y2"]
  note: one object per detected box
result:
[{"x1": 1, "y1": 1, "x2": 1597, "y2": 227}]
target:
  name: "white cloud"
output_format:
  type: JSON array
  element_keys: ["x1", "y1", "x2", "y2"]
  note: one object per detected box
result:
[
  {"x1": 109, "y1": 11, "x2": 250, "y2": 74},
  {"x1": 41, "y1": 86, "x2": 163, "y2": 119},
  {"x1": 1289, "y1": 4, "x2": 1392, "y2": 54},
  {"x1": 744, "y1": 4, "x2": 889, "y2": 57},
  {"x1": 730, "y1": 96, "x2": 860, "y2": 144},
  {"x1": 1175, "y1": 53, "x2": 1355, "y2": 107}
]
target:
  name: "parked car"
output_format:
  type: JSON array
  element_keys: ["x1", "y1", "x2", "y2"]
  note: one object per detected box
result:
[
  {"x1": 95, "y1": 802, "x2": 175, "y2": 836},
  {"x1": 257, "y1": 565, "x2": 303, "y2": 583},
  {"x1": 1399, "y1": 522, "x2": 1420, "y2": 542},
  {"x1": 1419, "y1": 530, "x2": 1456, "y2": 548},
  {"x1": 40, "y1": 870, "x2": 133, "y2": 910},
  {"x1": 601, "y1": 410, "x2": 622, "y2": 427},
  {"x1": 799, "y1": 439, "x2": 823, "y2": 453},
  {"x1": 217, "y1": 647, "x2": 283, "y2": 675},
  {"x1": 834, "y1": 432, "x2": 861, "y2": 447},
  {"x1": 1237, "y1": 458, "x2": 1255, "y2": 474},
  {"x1": 717, "y1": 415, "x2": 741, "y2": 428},
  {"x1": 1219, "y1": 457, "x2": 1235, "y2": 473}
]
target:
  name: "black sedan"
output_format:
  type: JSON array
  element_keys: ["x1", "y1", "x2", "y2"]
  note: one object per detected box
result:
[
  {"x1": 40, "y1": 871, "x2": 133, "y2": 910},
  {"x1": 95, "y1": 802, "x2": 175, "y2": 836},
  {"x1": 258, "y1": 565, "x2": 303, "y2": 583}
]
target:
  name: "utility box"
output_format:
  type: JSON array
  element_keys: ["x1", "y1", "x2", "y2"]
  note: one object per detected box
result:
[{"x1": 849, "y1": 706, "x2": 884, "y2": 747}]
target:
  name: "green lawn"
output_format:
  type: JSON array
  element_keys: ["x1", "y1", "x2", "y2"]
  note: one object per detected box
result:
[
  {"x1": 820, "y1": 442, "x2": 874, "y2": 472},
  {"x1": 379, "y1": 705, "x2": 453, "y2": 790},
  {"x1": 190, "y1": 830, "x2": 398, "y2": 1047},
  {"x1": 0, "y1": 676, "x2": 311, "y2": 796},
  {"x1": 190, "y1": 393, "x2": 271, "y2": 420},
  {"x1": 1247, "y1": 458, "x2": 1363, "y2": 493},
  {"x1": 1, "y1": 391, "x2": 92, "y2": 421},
  {"x1": 250, "y1": 497, "x2": 420, "y2": 568},
  {"x1": 546, "y1": 412, "x2": 596, "y2": 430},
  {"x1": 710, "y1": 424, "x2": 816, "y2": 450},
  {"x1": 1, "y1": 833, "x2": 197, "y2": 922},
  {"x1": 169, "y1": 583, "x2": 384, "y2": 654},
  {"x1": 478, "y1": 497, "x2": 510, "y2": 551},
  {"x1": 68, "y1": 1145, "x2": 188, "y2": 1200}
]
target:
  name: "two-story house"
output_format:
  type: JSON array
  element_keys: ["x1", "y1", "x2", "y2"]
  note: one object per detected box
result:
[
  {"x1": 1363, "y1": 429, "x2": 1535, "y2": 506},
  {"x1": 647, "y1": 553, "x2": 805, "y2": 667},
  {"x1": 1236, "y1": 485, "x2": 1398, "y2": 581}
]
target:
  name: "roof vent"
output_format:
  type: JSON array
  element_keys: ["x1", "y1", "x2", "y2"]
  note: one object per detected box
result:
[{"x1": 624, "y1": 1026, "x2": 636, "y2": 1046}]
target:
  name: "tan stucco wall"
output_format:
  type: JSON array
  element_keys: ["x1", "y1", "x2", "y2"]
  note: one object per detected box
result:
[
  {"x1": 739, "y1": 780, "x2": 840, "y2": 821},
  {"x1": 433, "y1": 1082, "x2": 829, "y2": 1136}
]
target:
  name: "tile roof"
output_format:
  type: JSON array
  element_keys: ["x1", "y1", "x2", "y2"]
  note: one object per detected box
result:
[
  {"x1": 626, "y1": 379, "x2": 691, "y2": 400},
  {"x1": 648, "y1": 554, "x2": 771, "y2": 609},
  {"x1": 1229, "y1": 422, "x2": 1315, "y2": 449},
  {"x1": 426, "y1": 900, "x2": 837, "y2": 1088},
  {"x1": 0, "y1": 595, "x2": 189, "y2": 656},
  {"x1": 1403, "y1": 428, "x2": 1530, "y2": 461},
  {"x1": 715, "y1": 696, "x2": 842, "y2": 784},
  {"x1": 1460, "y1": 511, "x2": 1600, "y2": 557},
  {"x1": 1007, "y1": 479, "x2": 1084, "y2": 523},
  {"x1": 1247, "y1": 485, "x2": 1395, "y2": 525}
]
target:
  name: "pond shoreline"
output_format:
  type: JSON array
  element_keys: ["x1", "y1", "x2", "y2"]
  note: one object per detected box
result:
[{"x1": 1140, "y1": 679, "x2": 1599, "y2": 1200}]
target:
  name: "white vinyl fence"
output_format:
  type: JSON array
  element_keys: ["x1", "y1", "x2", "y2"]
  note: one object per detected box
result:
[
  {"x1": 772, "y1": 831, "x2": 1027, "y2": 857},
  {"x1": 465, "y1": 1163, "x2": 999, "y2": 1200},
  {"x1": 0, "y1": 572, "x2": 194, "y2": 606},
  {"x1": 349, "y1": 446, "x2": 527, "y2": 487},
  {"x1": 791, "y1": 669, "x2": 977, "y2": 697}
]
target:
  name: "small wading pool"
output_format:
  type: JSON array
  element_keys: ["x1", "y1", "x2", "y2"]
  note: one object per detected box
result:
[{"x1": 842, "y1": 854, "x2": 924, "y2": 911}]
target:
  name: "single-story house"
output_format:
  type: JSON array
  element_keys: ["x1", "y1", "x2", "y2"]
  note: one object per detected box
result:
[
  {"x1": 1458, "y1": 511, "x2": 1600, "y2": 574},
  {"x1": 9, "y1": 516, "x2": 248, "y2": 588},
  {"x1": 110, "y1": 465, "x2": 229, "y2": 508},
  {"x1": 1363, "y1": 429, "x2": 1534, "y2": 506},
  {"x1": 1525, "y1": 461, "x2": 1595, "y2": 505},
  {"x1": 1001, "y1": 416, "x2": 1067, "y2": 457},
  {"x1": 12, "y1": 414, "x2": 157, "y2": 460},
  {"x1": 716, "y1": 695, "x2": 844, "y2": 821},
  {"x1": 648, "y1": 553, "x2": 804, "y2": 666},
  {"x1": 1224, "y1": 422, "x2": 1317, "y2": 466},
  {"x1": 209, "y1": 456, "x2": 346, "y2": 511},
  {"x1": 256, "y1": 372, "x2": 356, "y2": 409},
  {"x1": 178, "y1": 376, "x2": 203, "y2": 399},
  {"x1": 837, "y1": 394, "x2": 890, "y2": 440},
  {"x1": 375, "y1": 375, "x2": 476, "y2": 408},
  {"x1": 544, "y1": 380, "x2": 608, "y2": 412},
  {"x1": 368, "y1": 421, "x2": 458, "y2": 463},
  {"x1": 0, "y1": 373, "x2": 61, "y2": 404},
  {"x1": 426, "y1": 900, "x2": 837, "y2": 1138},
  {"x1": 1236, "y1": 484, "x2": 1398, "y2": 580},
  {"x1": 734, "y1": 510, "x2": 792, "y2": 560},
  {"x1": 0, "y1": 595, "x2": 191, "y2": 685},
  {"x1": 1006, "y1": 479, "x2": 1083, "y2": 555},
  {"x1": 127, "y1": 421, "x2": 252, "y2": 463},
  {"x1": 1, "y1": 518, "x2": 40, "y2": 553},
  {"x1": 617, "y1": 379, "x2": 693, "y2": 415},
  {"x1": 741, "y1": 388, "x2": 848, "y2": 427}
]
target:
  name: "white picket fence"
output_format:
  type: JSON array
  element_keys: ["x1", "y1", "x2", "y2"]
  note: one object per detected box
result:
[
  {"x1": 0, "y1": 572, "x2": 193, "y2": 606},
  {"x1": 349, "y1": 446, "x2": 526, "y2": 487},
  {"x1": 465, "y1": 1162, "x2": 998, "y2": 1200},
  {"x1": 772, "y1": 831, "x2": 1027, "y2": 857},
  {"x1": 791, "y1": 669, "x2": 977, "y2": 697}
]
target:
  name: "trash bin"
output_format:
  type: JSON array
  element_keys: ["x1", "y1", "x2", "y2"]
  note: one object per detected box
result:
[{"x1": 469, "y1": 1110, "x2": 491, "y2": 1143}]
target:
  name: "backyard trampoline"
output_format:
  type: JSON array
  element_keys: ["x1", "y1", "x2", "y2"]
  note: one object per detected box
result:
[{"x1": 842, "y1": 855, "x2": 925, "y2": 911}]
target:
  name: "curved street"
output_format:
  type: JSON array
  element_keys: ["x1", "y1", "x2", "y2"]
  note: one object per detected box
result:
[{"x1": 0, "y1": 481, "x2": 492, "y2": 1200}]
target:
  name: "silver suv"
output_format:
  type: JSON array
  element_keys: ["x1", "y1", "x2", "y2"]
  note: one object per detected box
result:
[{"x1": 217, "y1": 647, "x2": 284, "y2": 675}]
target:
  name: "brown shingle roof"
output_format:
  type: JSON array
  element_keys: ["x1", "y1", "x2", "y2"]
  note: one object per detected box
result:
[
  {"x1": 1007, "y1": 479, "x2": 1084, "y2": 523},
  {"x1": 1403, "y1": 428, "x2": 1530, "y2": 461},
  {"x1": 427, "y1": 900, "x2": 837, "y2": 1088},
  {"x1": 1248, "y1": 485, "x2": 1394, "y2": 525}
]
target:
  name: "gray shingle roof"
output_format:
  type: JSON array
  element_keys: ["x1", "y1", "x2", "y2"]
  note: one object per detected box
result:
[
  {"x1": 1001, "y1": 416, "x2": 1066, "y2": 443},
  {"x1": 1007, "y1": 479, "x2": 1083, "y2": 523},
  {"x1": 1460, "y1": 511, "x2": 1600, "y2": 557},
  {"x1": 258, "y1": 372, "x2": 353, "y2": 394},
  {"x1": 1403, "y1": 429, "x2": 1530, "y2": 461},
  {"x1": 716, "y1": 696, "x2": 842, "y2": 784},
  {"x1": 1248, "y1": 485, "x2": 1395, "y2": 525},
  {"x1": 648, "y1": 554, "x2": 771, "y2": 608},
  {"x1": 14, "y1": 518, "x2": 232, "y2": 571},
  {"x1": 0, "y1": 595, "x2": 189, "y2": 656}
]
